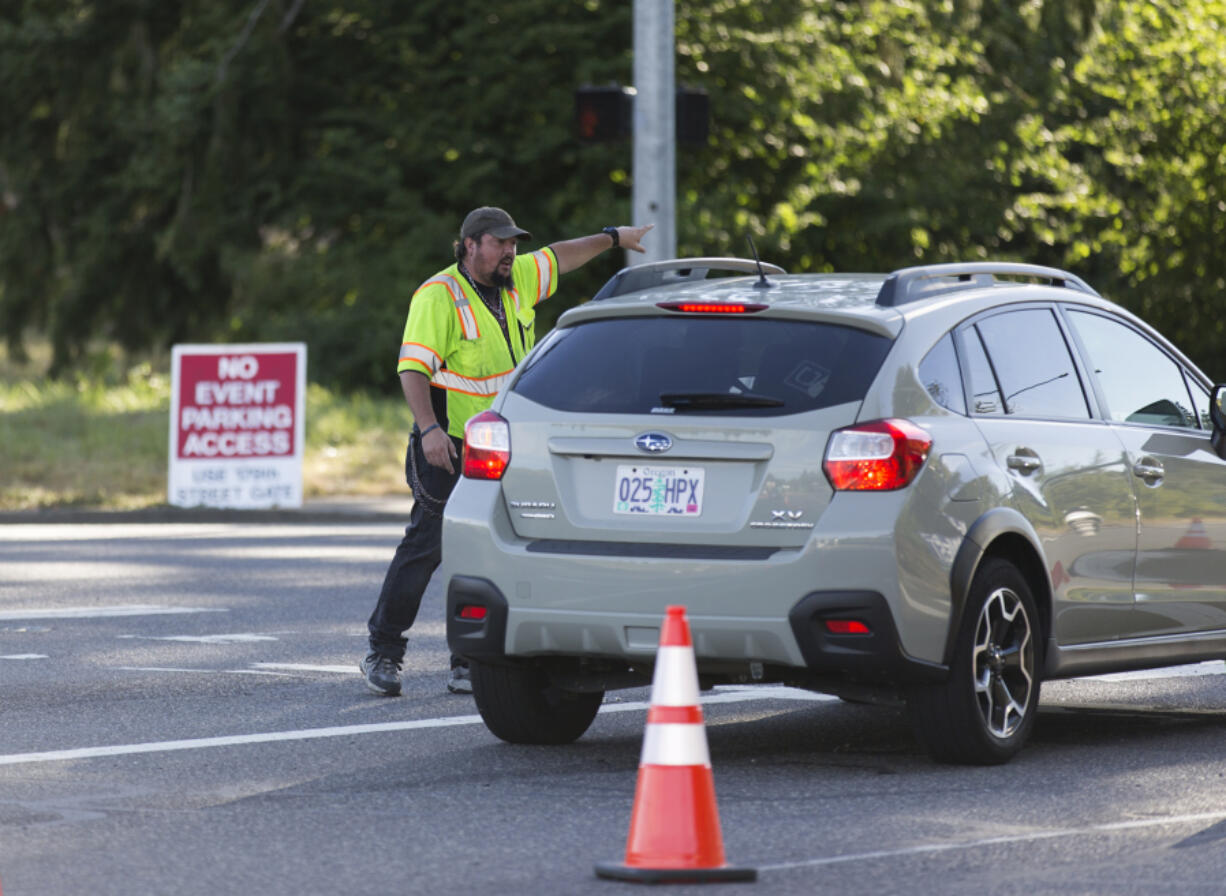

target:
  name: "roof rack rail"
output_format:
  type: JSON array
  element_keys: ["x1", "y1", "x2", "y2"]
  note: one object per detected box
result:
[
  {"x1": 875, "y1": 262, "x2": 1099, "y2": 307},
  {"x1": 592, "y1": 257, "x2": 787, "y2": 301}
]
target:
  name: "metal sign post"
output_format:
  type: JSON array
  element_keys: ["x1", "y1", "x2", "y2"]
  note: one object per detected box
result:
[{"x1": 633, "y1": 0, "x2": 676, "y2": 264}]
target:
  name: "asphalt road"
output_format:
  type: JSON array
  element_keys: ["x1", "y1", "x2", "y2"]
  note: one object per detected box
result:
[{"x1": 3, "y1": 516, "x2": 1226, "y2": 895}]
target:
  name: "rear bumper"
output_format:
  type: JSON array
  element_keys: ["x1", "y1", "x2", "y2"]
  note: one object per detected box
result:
[
  {"x1": 443, "y1": 472, "x2": 966, "y2": 670},
  {"x1": 446, "y1": 576, "x2": 510, "y2": 661},
  {"x1": 447, "y1": 575, "x2": 946, "y2": 686},
  {"x1": 787, "y1": 591, "x2": 946, "y2": 684}
]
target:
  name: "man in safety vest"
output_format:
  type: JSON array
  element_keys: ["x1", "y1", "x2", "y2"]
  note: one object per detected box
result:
[{"x1": 361, "y1": 207, "x2": 653, "y2": 697}]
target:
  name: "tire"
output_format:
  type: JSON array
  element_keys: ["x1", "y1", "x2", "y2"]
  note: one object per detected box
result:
[
  {"x1": 908, "y1": 557, "x2": 1042, "y2": 765},
  {"x1": 470, "y1": 659, "x2": 604, "y2": 745}
]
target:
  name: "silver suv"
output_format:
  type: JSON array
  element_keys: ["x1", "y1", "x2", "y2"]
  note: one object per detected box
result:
[{"x1": 443, "y1": 259, "x2": 1226, "y2": 764}]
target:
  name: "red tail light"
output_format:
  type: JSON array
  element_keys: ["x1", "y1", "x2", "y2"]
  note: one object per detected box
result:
[
  {"x1": 462, "y1": 410, "x2": 511, "y2": 480},
  {"x1": 823, "y1": 419, "x2": 932, "y2": 491}
]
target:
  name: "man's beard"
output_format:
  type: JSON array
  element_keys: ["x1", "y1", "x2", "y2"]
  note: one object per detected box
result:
[{"x1": 490, "y1": 266, "x2": 513, "y2": 289}]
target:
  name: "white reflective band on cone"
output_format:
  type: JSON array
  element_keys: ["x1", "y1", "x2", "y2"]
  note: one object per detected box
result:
[
  {"x1": 640, "y1": 722, "x2": 712, "y2": 767},
  {"x1": 651, "y1": 646, "x2": 701, "y2": 706}
]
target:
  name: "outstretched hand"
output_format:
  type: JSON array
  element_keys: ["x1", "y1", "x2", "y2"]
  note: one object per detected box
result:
[
  {"x1": 551, "y1": 223, "x2": 657, "y2": 274},
  {"x1": 618, "y1": 223, "x2": 654, "y2": 254}
]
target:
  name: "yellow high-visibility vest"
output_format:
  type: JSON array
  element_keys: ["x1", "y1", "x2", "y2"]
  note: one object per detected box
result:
[{"x1": 397, "y1": 248, "x2": 558, "y2": 436}]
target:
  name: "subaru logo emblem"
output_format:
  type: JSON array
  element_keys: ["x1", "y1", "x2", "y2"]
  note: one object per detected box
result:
[{"x1": 635, "y1": 432, "x2": 673, "y2": 454}]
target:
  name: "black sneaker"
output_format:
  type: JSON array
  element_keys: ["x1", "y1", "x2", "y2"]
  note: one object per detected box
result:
[
  {"x1": 447, "y1": 661, "x2": 472, "y2": 695},
  {"x1": 360, "y1": 653, "x2": 402, "y2": 697}
]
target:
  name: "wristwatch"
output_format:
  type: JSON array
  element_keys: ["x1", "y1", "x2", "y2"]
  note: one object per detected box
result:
[{"x1": 602, "y1": 226, "x2": 619, "y2": 248}]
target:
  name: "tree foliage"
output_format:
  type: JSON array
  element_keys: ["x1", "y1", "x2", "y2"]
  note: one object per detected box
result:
[{"x1": 2, "y1": 0, "x2": 1224, "y2": 389}]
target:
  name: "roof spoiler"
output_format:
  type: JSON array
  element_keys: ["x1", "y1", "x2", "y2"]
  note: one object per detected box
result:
[{"x1": 593, "y1": 257, "x2": 787, "y2": 301}]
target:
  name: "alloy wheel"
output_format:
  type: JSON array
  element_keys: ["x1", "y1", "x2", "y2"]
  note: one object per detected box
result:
[{"x1": 971, "y1": 586, "x2": 1034, "y2": 739}]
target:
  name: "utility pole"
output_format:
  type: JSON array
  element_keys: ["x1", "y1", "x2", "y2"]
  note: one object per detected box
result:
[{"x1": 632, "y1": 0, "x2": 676, "y2": 264}]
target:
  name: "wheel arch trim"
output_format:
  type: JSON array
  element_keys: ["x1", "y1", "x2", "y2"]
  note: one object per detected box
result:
[{"x1": 945, "y1": 507, "x2": 1051, "y2": 668}]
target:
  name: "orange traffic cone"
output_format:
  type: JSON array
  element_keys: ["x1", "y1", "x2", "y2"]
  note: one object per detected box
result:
[
  {"x1": 1176, "y1": 518, "x2": 1212, "y2": 550},
  {"x1": 596, "y1": 605, "x2": 756, "y2": 883}
]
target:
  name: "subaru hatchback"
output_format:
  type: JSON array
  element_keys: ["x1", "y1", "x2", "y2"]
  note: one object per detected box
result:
[{"x1": 443, "y1": 259, "x2": 1226, "y2": 764}]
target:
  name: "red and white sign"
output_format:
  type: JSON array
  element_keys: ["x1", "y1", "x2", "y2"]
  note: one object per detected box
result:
[{"x1": 168, "y1": 343, "x2": 306, "y2": 508}]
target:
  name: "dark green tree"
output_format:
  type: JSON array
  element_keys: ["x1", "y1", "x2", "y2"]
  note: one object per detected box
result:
[
  {"x1": 3, "y1": 0, "x2": 1224, "y2": 387},
  {"x1": 1053, "y1": 0, "x2": 1226, "y2": 376}
]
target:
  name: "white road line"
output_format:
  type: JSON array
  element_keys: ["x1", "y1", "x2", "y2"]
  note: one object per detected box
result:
[
  {"x1": 117, "y1": 664, "x2": 349, "y2": 676},
  {"x1": 1, "y1": 664, "x2": 1219, "y2": 768},
  {"x1": 0, "y1": 688, "x2": 828, "y2": 768},
  {"x1": 0, "y1": 717, "x2": 486, "y2": 766},
  {"x1": 758, "y1": 810, "x2": 1226, "y2": 872},
  {"x1": 1, "y1": 654, "x2": 49, "y2": 660},
  {"x1": 117, "y1": 666, "x2": 298, "y2": 677},
  {"x1": 0, "y1": 605, "x2": 225, "y2": 621},
  {"x1": 0, "y1": 522, "x2": 398, "y2": 542},
  {"x1": 116, "y1": 633, "x2": 278, "y2": 644},
  {"x1": 208, "y1": 544, "x2": 392, "y2": 562},
  {"x1": 1082, "y1": 660, "x2": 1226, "y2": 683}
]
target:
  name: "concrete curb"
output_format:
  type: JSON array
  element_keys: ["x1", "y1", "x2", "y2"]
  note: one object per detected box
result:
[{"x1": 0, "y1": 495, "x2": 416, "y2": 525}]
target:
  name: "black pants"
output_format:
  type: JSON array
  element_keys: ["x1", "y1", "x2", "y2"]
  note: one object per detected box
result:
[{"x1": 366, "y1": 430, "x2": 463, "y2": 662}]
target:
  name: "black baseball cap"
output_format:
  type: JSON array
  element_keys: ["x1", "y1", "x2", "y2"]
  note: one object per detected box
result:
[{"x1": 460, "y1": 207, "x2": 531, "y2": 242}]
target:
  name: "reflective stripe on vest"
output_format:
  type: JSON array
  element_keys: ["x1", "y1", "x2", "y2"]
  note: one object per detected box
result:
[
  {"x1": 529, "y1": 249, "x2": 554, "y2": 305},
  {"x1": 432, "y1": 368, "x2": 514, "y2": 397},
  {"x1": 504, "y1": 250, "x2": 554, "y2": 317},
  {"x1": 416, "y1": 274, "x2": 480, "y2": 340},
  {"x1": 398, "y1": 341, "x2": 441, "y2": 375}
]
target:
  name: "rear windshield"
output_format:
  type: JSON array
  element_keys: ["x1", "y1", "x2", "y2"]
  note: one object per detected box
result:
[{"x1": 512, "y1": 315, "x2": 892, "y2": 416}]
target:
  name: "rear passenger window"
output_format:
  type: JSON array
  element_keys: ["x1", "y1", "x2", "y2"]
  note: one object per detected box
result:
[
  {"x1": 973, "y1": 308, "x2": 1089, "y2": 419},
  {"x1": 512, "y1": 316, "x2": 893, "y2": 416},
  {"x1": 919, "y1": 333, "x2": 966, "y2": 414},
  {"x1": 1067, "y1": 310, "x2": 1199, "y2": 429}
]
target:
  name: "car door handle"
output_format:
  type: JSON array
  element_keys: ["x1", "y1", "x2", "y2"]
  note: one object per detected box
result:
[
  {"x1": 1132, "y1": 458, "x2": 1165, "y2": 485},
  {"x1": 1006, "y1": 452, "x2": 1041, "y2": 474}
]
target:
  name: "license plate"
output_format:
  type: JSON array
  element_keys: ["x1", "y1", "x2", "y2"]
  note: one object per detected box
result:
[{"x1": 613, "y1": 465, "x2": 705, "y2": 516}]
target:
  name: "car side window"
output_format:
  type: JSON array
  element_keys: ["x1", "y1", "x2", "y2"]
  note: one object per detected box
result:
[
  {"x1": 1187, "y1": 376, "x2": 1213, "y2": 430},
  {"x1": 962, "y1": 328, "x2": 1005, "y2": 416},
  {"x1": 973, "y1": 308, "x2": 1089, "y2": 419},
  {"x1": 918, "y1": 333, "x2": 967, "y2": 415},
  {"x1": 1066, "y1": 309, "x2": 1198, "y2": 429}
]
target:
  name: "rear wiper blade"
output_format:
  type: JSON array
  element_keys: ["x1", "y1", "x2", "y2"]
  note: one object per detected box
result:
[{"x1": 659, "y1": 391, "x2": 785, "y2": 410}]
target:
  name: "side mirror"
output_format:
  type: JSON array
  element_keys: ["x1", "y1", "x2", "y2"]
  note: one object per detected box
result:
[{"x1": 1211, "y1": 384, "x2": 1226, "y2": 460}]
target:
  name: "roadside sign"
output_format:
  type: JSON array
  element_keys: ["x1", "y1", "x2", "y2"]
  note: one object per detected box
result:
[{"x1": 168, "y1": 343, "x2": 306, "y2": 508}]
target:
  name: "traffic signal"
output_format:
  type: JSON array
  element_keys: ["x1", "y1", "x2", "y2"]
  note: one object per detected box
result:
[
  {"x1": 575, "y1": 85, "x2": 635, "y2": 143},
  {"x1": 675, "y1": 86, "x2": 709, "y2": 145},
  {"x1": 574, "y1": 84, "x2": 709, "y2": 145}
]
